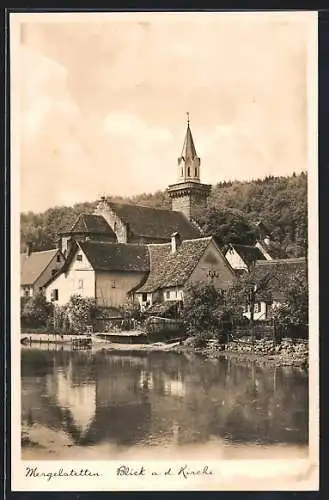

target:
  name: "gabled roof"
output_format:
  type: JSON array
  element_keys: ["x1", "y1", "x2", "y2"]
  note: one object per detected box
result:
[
  {"x1": 78, "y1": 241, "x2": 149, "y2": 273},
  {"x1": 21, "y1": 249, "x2": 60, "y2": 286},
  {"x1": 136, "y1": 237, "x2": 213, "y2": 293},
  {"x1": 254, "y1": 258, "x2": 307, "y2": 301},
  {"x1": 107, "y1": 201, "x2": 201, "y2": 240},
  {"x1": 225, "y1": 244, "x2": 265, "y2": 267},
  {"x1": 256, "y1": 240, "x2": 287, "y2": 259},
  {"x1": 65, "y1": 214, "x2": 117, "y2": 239}
]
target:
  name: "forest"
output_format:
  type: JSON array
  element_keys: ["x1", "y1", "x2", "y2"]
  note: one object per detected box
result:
[{"x1": 20, "y1": 172, "x2": 307, "y2": 258}]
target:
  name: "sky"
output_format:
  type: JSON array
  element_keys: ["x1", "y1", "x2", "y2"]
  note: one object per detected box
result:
[{"x1": 13, "y1": 12, "x2": 315, "y2": 213}]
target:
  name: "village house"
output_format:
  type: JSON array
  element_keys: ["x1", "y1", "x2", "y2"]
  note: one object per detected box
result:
[
  {"x1": 44, "y1": 239, "x2": 149, "y2": 308},
  {"x1": 20, "y1": 243, "x2": 65, "y2": 298},
  {"x1": 243, "y1": 257, "x2": 307, "y2": 321},
  {"x1": 133, "y1": 233, "x2": 235, "y2": 312},
  {"x1": 224, "y1": 243, "x2": 267, "y2": 271}
]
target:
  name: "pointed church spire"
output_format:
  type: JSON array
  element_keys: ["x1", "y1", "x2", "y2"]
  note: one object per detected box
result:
[
  {"x1": 181, "y1": 112, "x2": 197, "y2": 160},
  {"x1": 177, "y1": 113, "x2": 200, "y2": 182}
]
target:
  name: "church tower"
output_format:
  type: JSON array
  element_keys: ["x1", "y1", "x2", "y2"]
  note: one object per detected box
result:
[{"x1": 167, "y1": 114, "x2": 211, "y2": 220}]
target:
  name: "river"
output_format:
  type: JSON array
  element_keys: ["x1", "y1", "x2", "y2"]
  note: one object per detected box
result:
[{"x1": 21, "y1": 345, "x2": 308, "y2": 460}]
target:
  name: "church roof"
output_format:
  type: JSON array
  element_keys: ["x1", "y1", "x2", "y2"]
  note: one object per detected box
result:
[
  {"x1": 180, "y1": 123, "x2": 198, "y2": 160},
  {"x1": 136, "y1": 237, "x2": 212, "y2": 293},
  {"x1": 78, "y1": 241, "x2": 149, "y2": 273},
  {"x1": 21, "y1": 249, "x2": 61, "y2": 286},
  {"x1": 69, "y1": 214, "x2": 116, "y2": 238},
  {"x1": 107, "y1": 201, "x2": 202, "y2": 240}
]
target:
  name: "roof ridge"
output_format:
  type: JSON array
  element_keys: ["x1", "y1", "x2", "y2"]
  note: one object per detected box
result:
[
  {"x1": 21, "y1": 248, "x2": 58, "y2": 255},
  {"x1": 256, "y1": 257, "x2": 306, "y2": 264}
]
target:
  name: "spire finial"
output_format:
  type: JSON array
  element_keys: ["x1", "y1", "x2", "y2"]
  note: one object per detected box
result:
[{"x1": 186, "y1": 111, "x2": 190, "y2": 126}]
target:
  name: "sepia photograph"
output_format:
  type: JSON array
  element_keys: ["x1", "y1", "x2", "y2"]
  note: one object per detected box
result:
[{"x1": 10, "y1": 10, "x2": 318, "y2": 491}]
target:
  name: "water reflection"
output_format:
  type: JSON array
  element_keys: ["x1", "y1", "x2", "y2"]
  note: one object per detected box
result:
[{"x1": 21, "y1": 347, "x2": 308, "y2": 456}]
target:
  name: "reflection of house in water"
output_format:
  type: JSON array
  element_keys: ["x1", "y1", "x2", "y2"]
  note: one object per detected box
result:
[
  {"x1": 139, "y1": 370, "x2": 186, "y2": 398},
  {"x1": 55, "y1": 371, "x2": 96, "y2": 436}
]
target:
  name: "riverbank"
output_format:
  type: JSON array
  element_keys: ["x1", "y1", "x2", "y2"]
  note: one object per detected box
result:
[
  {"x1": 173, "y1": 337, "x2": 309, "y2": 368},
  {"x1": 21, "y1": 332, "x2": 308, "y2": 368}
]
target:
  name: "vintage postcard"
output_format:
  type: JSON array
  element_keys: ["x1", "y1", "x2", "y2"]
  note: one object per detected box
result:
[{"x1": 10, "y1": 10, "x2": 319, "y2": 492}]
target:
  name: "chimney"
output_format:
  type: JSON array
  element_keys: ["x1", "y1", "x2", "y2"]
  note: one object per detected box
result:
[
  {"x1": 171, "y1": 232, "x2": 181, "y2": 253},
  {"x1": 264, "y1": 235, "x2": 271, "y2": 246},
  {"x1": 26, "y1": 242, "x2": 32, "y2": 257}
]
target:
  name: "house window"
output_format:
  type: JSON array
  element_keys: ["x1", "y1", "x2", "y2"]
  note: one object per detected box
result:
[
  {"x1": 165, "y1": 291, "x2": 170, "y2": 300},
  {"x1": 254, "y1": 302, "x2": 261, "y2": 313},
  {"x1": 142, "y1": 293, "x2": 147, "y2": 302},
  {"x1": 187, "y1": 167, "x2": 190, "y2": 177},
  {"x1": 51, "y1": 289, "x2": 59, "y2": 302},
  {"x1": 195, "y1": 167, "x2": 197, "y2": 177},
  {"x1": 24, "y1": 288, "x2": 29, "y2": 298},
  {"x1": 112, "y1": 280, "x2": 116, "y2": 288},
  {"x1": 56, "y1": 254, "x2": 61, "y2": 263},
  {"x1": 114, "y1": 222, "x2": 117, "y2": 232},
  {"x1": 78, "y1": 279, "x2": 84, "y2": 289},
  {"x1": 76, "y1": 254, "x2": 83, "y2": 262}
]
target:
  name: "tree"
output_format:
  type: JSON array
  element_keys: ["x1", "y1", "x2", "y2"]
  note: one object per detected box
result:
[
  {"x1": 21, "y1": 294, "x2": 54, "y2": 329},
  {"x1": 63, "y1": 295, "x2": 97, "y2": 334},
  {"x1": 225, "y1": 264, "x2": 275, "y2": 340},
  {"x1": 271, "y1": 272, "x2": 308, "y2": 338},
  {"x1": 194, "y1": 206, "x2": 256, "y2": 247},
  {"x1": 181, "y1": 282, "x2": 240, "y2": 345}
]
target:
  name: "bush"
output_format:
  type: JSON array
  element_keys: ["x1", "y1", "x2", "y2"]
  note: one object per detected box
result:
[
  {"x1": 193, "y1": 331, "x2": 211, "y2": 348},
  {"x1": 182, "y1": 282, "x2": 234, "y2": 338},
  {"x1": 21, "y1": 294, "x2": 54, "y2": 329},
  {"x1": 54, "y1": 295, "x2": 97, "y2": 334}
]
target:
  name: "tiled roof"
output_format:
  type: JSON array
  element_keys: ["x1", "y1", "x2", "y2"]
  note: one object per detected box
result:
[
  {"x1": 78, "y1": 241, "x2": 149, "y2": 272},
  {"x1": 69, "y1": 214, "x2": 116, "y2": 238},
  {"x1": 254, "y1": 258, "x2": 307, "y2": 301},
  {"x1": 136, "y1": 237, "x2": 212, "y2": 293},
  {"x1": 21, "y1": 249, "x2": 59, "y2": 286},
  {"x1": 107, "y1": 201, "x2": 201, "y2": 240},
  {"x1": 226, "y1": 244, "x2": 265, "y2": 267}
]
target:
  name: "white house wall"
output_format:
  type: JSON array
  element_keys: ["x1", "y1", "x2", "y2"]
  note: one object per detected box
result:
[
  {"x1": 45, "y1": 249, "x2": 95, "y2": 305},
  {"x1": 163, "y1": 287, "x2": 183, "y2": 301},
  {"x1": 224, "y1": 249, "x2": 248, "y2": 270},
  {"x1": 243, "y1": 301, "x2": 268, "y2": 321}
]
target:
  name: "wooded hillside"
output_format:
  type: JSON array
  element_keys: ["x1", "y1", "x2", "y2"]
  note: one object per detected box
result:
[{"x1": 20, "y1": 172, "x2": 307, "y2": 258}]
